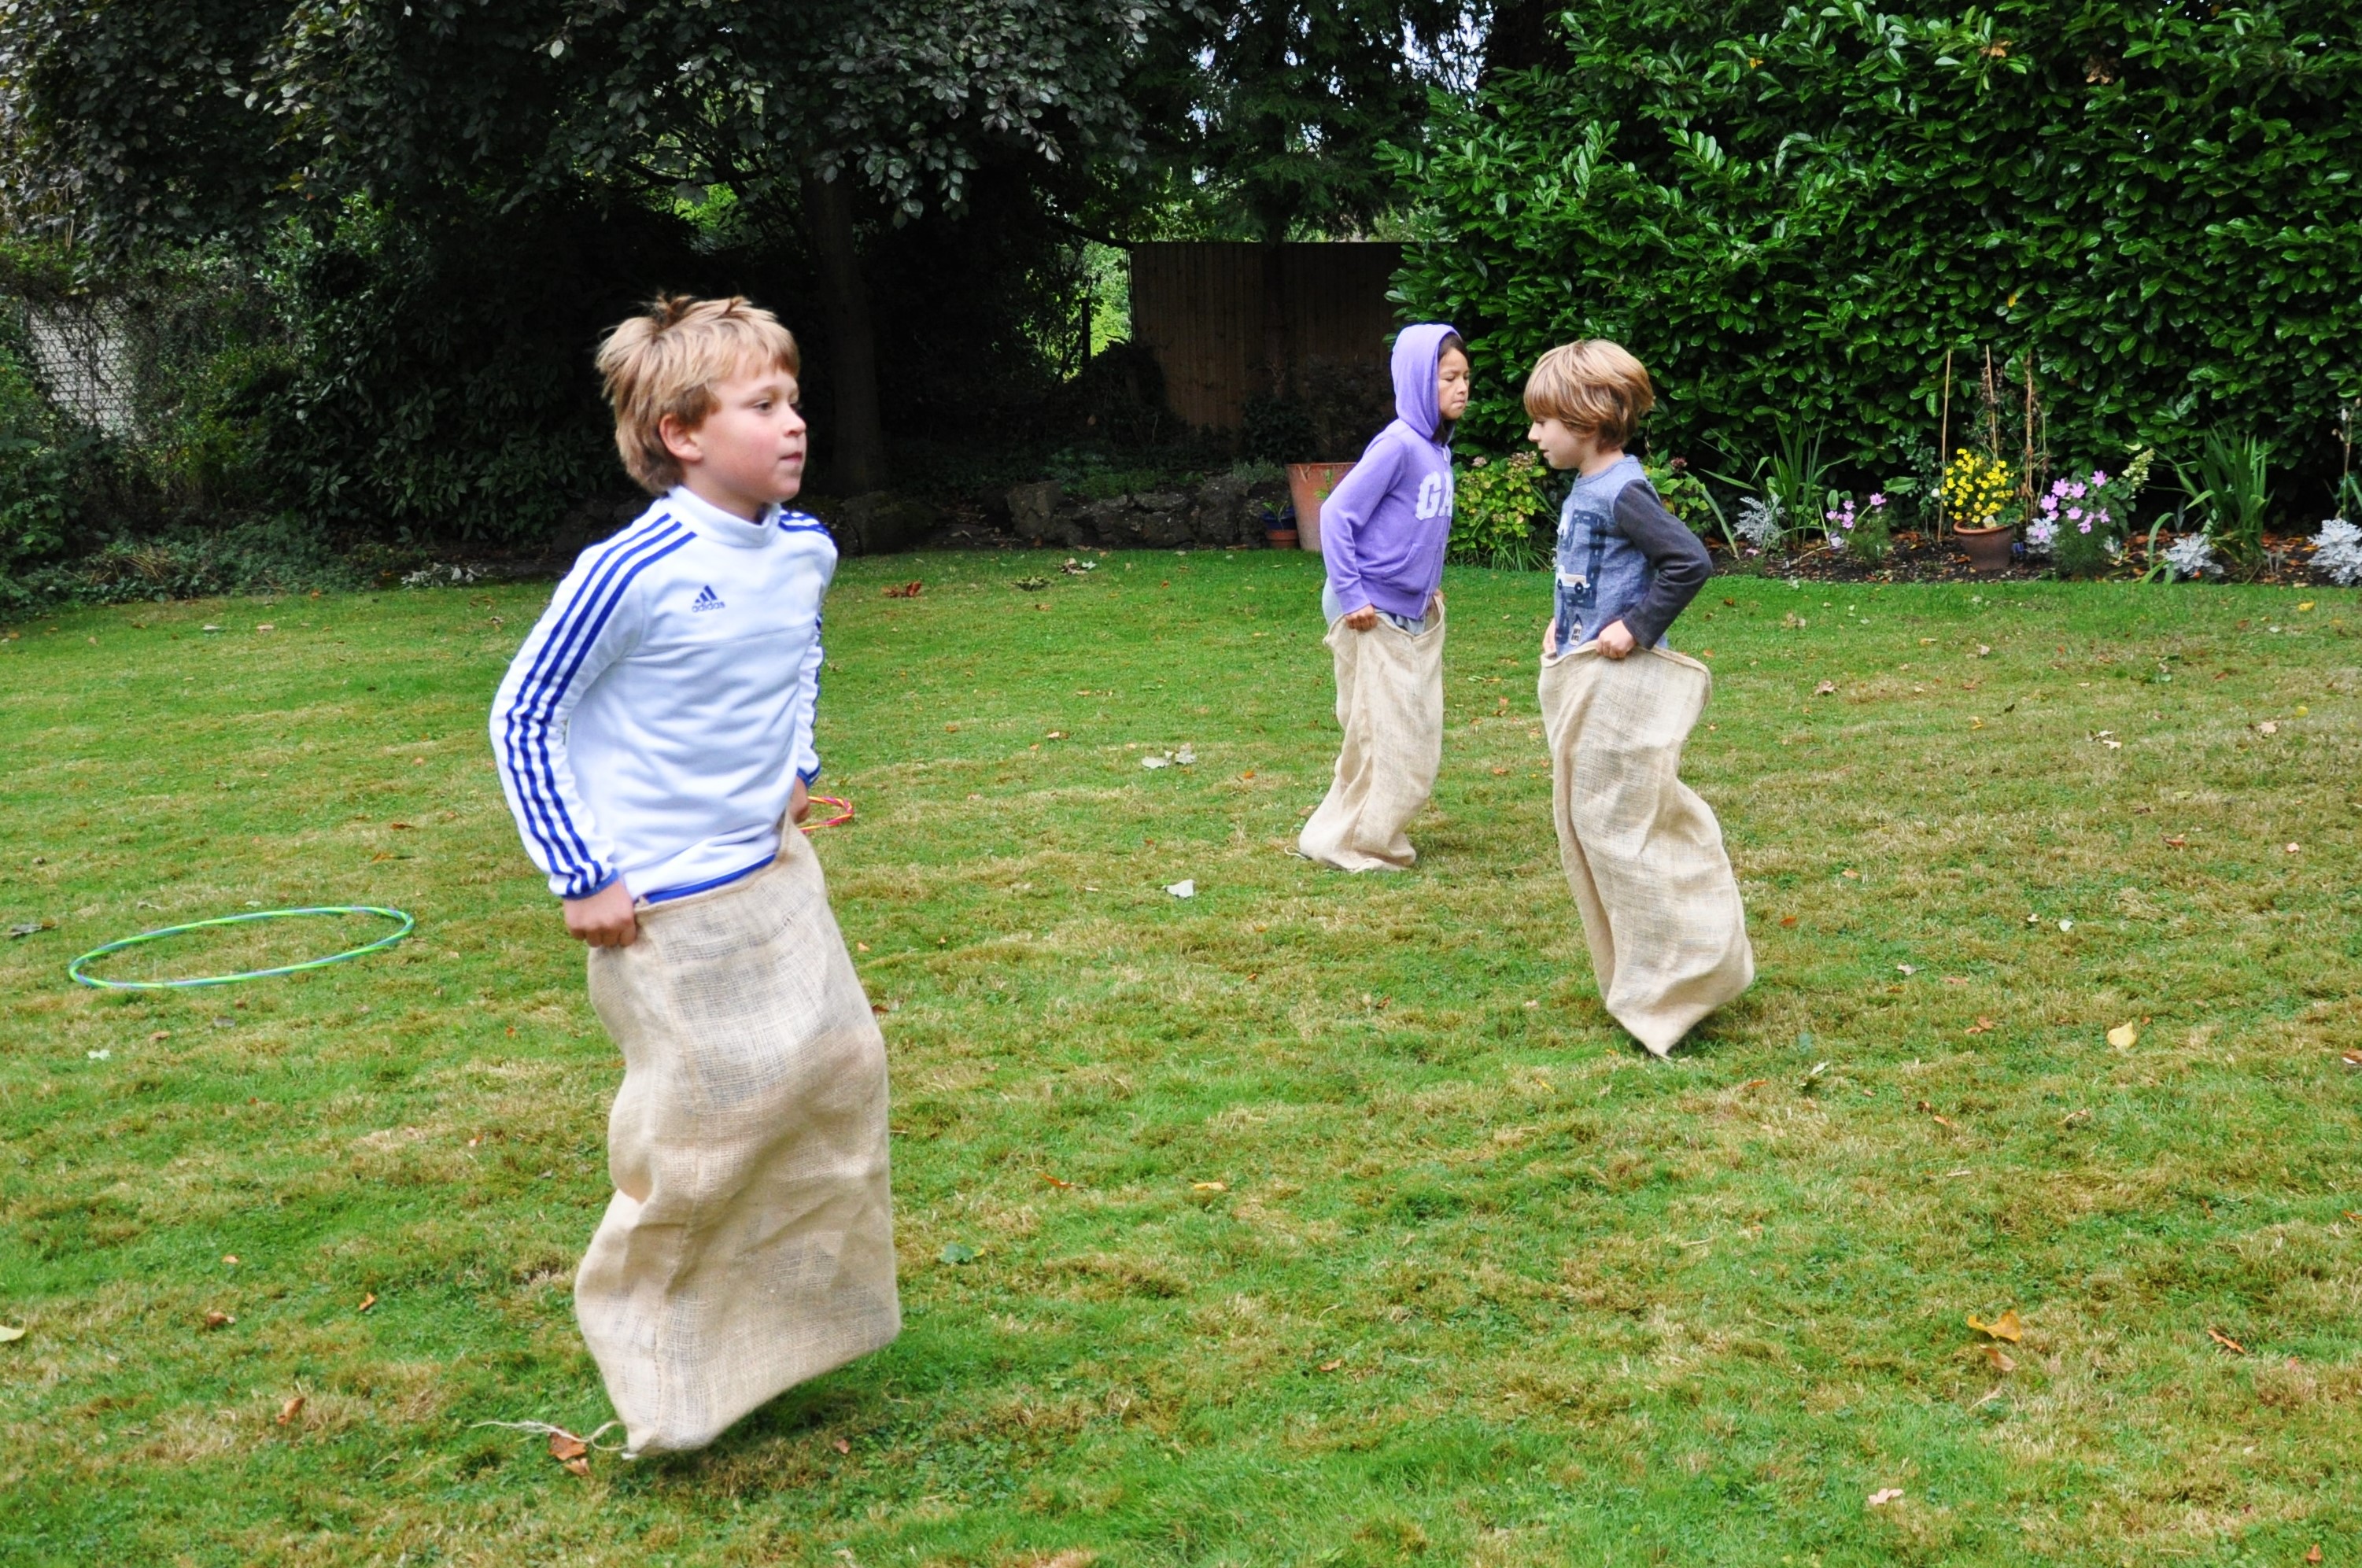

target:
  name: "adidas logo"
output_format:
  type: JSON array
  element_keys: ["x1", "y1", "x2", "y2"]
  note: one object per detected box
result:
[{"x1": 690, "y1": 585, "x2": 725, "y2": 612}]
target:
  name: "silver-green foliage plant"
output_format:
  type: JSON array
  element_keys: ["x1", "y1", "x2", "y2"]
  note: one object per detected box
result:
[{"x1": 2312, "y1": 518, "x2": 2362, "y2": 585}]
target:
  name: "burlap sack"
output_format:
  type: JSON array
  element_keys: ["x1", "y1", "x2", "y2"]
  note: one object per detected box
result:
[
  {"x1": 1539, "y1": 643, "x2": 1754, "y2": 1054},
  {"x1": 578, "y1": 825, "x2": 899, "y2": 1455},
  {"x1": 1298, "y1": 602, "x2": 1447, "y2": 871}
]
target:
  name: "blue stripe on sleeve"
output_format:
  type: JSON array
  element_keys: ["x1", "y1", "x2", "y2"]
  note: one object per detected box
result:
[
  {"x1": 523, "y1": 528, "x2": 693, "y2": 891},
  {"x1": 501, "y1": 518, "x2": 688, "y2": 885},
  {"x1": 526, "y1": 530, "x2": 694, "y2": 885},
  {"x1": 501, "y1": 518, "x2": 680, "y2": 879}
]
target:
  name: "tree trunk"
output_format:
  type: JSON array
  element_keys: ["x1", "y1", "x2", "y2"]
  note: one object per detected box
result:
[
  {"x1": 1258, "y1": 238, "x2": 1290, "y2": 399},
  {"x1": 800, "y1": 168, "x2": 887, "y2": 496}
]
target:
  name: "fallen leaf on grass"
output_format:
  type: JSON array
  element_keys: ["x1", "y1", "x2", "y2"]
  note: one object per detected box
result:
[
  {"x1": 881, "y1": 581, "x2": 923, "y2": 599},
  {"x1": 939, "y1": 1241, "x2": 978, "y2": 1265},
  {"x1": 1039, "y1": 1171, "x2": 1074, "y2": 1190},
  {"x1": 2285, "y1": 842, "x2": 2301, "y2": 854},
  {"x1": 1895, "y1": 964, "x2": 1917, "y2": 976},
  {"x1": 832, "y1": 1437, "x2": 851, "y2": 1455},
  {"x1": 357, "y1": 1293, "x2": 377, "y2": 1313},
  {"x1": 1985, "y1": 1345, "x2": 2017, "y2": 1372},
  {"x1": 1967, "y1": 1309, "x2": 2023, "y2": 1342},
  {"x1": 223, "y1": 1254, "x2": 239, "y2": 1266},
  {"x1": 2163, "y1": 835, "x2": 2187, "y2": 849},
  {"x1": 2307, "y1": 1546, "x2": 2323, "y2": 1563},
  {"x1": 0, "y1": 1325, "x2": 24, "y2": 1343},
  {"x1": 1867, "y1": 1488, "x2": 1904, "y2": 1508},
  {"x1": 1813, "y1": 681, "x2": 1836, "y2": 696},
  {"x1": 1490, "y1": 766, "x2": 1510, "y2": 776},
  {"x1": 1918, "y1": 1101, "x2": 1959, "y2": 1130},
  {"x1": 1165, "y1": 879, "x2": 1195, "y2": 898},
  {"x1": 203, "y1": 1311, "x2": 235, "y2": 1330},
  {"x1": 148, "y1": 1030, "x2": 169, "y2": 1041},
  {"x1": 2257, "y1": 720, "x2": 2278, "y2": 736},
  {"x1": 2342, "y1": 1053, "x2": 2362, "y2": 1070},
  {"x1": 2207, "y1": 1326, "x2": 2246, "y2": 1355},
  {"x1": 1779, "y1": 915, "x2": 1798, "y2": 928},
  {"x1": 1191, "y1": 1181, "x2": 1228, "y2": 1194},
  {"x1": 278, "y1": 1395, "x2": 305, "y2": 1425},
  {"x1": 2060, "y1": 1109, "x2": 2092, "y2": 1128},
  {"x1": 1943, "y1": 976, "x2": 1969, "y2": 987},
  {"x1": 560, "y1": 1454, "x2": 592, "y2": 1478},
  {"x1": 1317, "y1": 1359, "x2": 1343, "y2": 1373}
]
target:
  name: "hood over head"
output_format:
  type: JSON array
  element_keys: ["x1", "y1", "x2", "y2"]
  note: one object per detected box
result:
[{"x1": 1390, "y1": 322, "x2": 1461, "y2": 442}]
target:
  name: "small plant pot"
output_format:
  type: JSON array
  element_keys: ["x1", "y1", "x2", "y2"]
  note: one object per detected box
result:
[
  {"x1": 1954, "y1": 524, "x2": 2015, "y2": 576},
  {"x1": 1286, "y1": 462, "x2": 1355, "y2": 555},
  {"x1": 1264, "y1": 526, "x2": 1298, "y2": 550}
]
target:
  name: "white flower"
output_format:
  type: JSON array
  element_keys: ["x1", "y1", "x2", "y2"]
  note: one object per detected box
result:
[
  {"x1": 2024, "y1": 518, "x2": 2057, "y2": 554},
  {"x1": 2312, "y1": 518, "x2": 2362, "y2": 586},
  {"x1": 2163, "y1": 533, "x2": 2221, "y2": 581}
]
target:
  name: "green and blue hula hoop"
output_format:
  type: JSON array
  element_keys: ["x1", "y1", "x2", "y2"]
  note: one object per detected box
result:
[{"x1": 68, "y1": 905, "x2": 415, "y2": 991}]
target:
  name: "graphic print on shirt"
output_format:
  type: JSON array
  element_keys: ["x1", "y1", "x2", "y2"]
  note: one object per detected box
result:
[
  {"x1": 691, "y1": 585, "x2": 725, "y2": 612},
  {"x1": 1414, "y1": 470, "x2": 1452, "y2": 521}
]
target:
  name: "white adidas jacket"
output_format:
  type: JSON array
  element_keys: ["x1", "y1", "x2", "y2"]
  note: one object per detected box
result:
[{"x1": 489, "y1": 485, "x2": 834, "y2": 903}]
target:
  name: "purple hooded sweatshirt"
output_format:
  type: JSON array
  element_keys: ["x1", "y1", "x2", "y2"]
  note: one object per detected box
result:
[{"x1": 1319, "y1": 323, "x2": 1458, "y2": 624}]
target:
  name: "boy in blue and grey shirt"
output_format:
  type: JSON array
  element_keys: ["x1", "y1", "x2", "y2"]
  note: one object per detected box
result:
[{"x1": 1524, "y1": 338, "x2": 1752, "y2": 1055}]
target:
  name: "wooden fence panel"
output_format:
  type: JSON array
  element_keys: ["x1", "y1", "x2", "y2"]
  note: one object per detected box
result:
[{"x1": 1130, "y1": 242, "x2": 1404, "y2": 431}]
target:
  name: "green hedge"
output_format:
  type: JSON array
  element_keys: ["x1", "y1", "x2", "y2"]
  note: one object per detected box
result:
[{"x1": 1392, "y1": 0, "x2": 2362, "y2": 518}]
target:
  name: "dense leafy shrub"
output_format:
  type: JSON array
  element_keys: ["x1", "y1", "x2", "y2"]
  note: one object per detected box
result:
[
  {"x1": 1393, "y1": 0, "x2": 2362, "y2": 515},
  {"x1": 248, "y1": 197, "x2": 717, "y2": 545},
  {"x1": 0, "y1": 347, "x2": 79, "y2": 585},
  {"x1": 1449, "y1": 450, "x2": 1552, "y2": 566}
]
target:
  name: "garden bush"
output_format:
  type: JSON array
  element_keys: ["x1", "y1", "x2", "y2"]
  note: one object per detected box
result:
[{"x1": 1393, "y1": 0, "x2": 2362, "y2": 520}]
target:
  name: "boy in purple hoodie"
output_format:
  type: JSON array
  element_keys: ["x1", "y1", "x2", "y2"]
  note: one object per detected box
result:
[{"x1": 1297, "y1": 324, "x2": 1470, "y2": 871}]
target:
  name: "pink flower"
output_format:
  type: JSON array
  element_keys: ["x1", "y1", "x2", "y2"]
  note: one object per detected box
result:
[
  {"x1": 2077, "y1": 519, "x2": 2092, "y2": 533},
  {"x1": 2069, "y1": 481, "x2": 2088, "y2": 500},
  {"x1": 2051, "y1": 478, "x2": 2072, "y2": 497},
  {"x1": 2091, "y1": 470, "x2": 2109, "y2": 487},
  {"x1": 1868, "y1": 493, "x2": 1887, "y2": 507},
  {"x1": 2068, "y1": 507, "x2": 2083, "y2": 521}
]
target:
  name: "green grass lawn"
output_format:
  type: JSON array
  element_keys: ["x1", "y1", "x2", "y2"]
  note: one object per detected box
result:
[{"x1": 3, "y1": 552, "x2": 2358, "y2": 1566}]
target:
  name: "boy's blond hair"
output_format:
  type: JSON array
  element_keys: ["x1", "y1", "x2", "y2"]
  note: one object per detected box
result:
[
  {"x1": 1523, "y1": 339, "x2": 1655, "y2": 448},
  {"x1": 596, "y1": 295, "x2": 801, "y2": 493}
]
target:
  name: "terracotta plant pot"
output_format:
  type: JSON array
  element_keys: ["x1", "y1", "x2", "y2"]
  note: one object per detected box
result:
[
  {"x1": 1264, "y1": 526, "x2": 1299, "y2": 550},
  {"x1": 1954, "y1": 523, "x2": 2015, "y2": 576},
  {"x1": 1286, "y1": 462, "x2": 1356, "y2": 555}
]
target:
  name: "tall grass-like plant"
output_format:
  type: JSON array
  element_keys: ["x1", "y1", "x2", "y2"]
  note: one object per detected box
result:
[
  {"x1": 1708, "y1": 422, "x2": 1828, "y2": 556},
  {"x1": 2181, "y1": 432, "x2": 2272, "y2": 567}
]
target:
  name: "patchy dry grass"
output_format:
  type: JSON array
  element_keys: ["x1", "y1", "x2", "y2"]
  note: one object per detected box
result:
[{"x1": 2, "y1": 554, "x2": 2359, "y2": 1566}]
